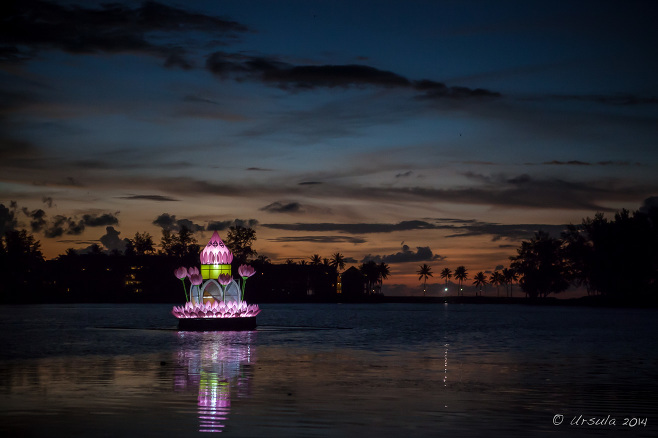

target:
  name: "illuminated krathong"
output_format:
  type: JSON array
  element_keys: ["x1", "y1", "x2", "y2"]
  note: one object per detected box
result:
[
  {"x1": 172, "y1": 301, "x2": 261, "y2": 319},
  {"x1": 172, "y1": 231, "x2": 260, "y2": 330}
]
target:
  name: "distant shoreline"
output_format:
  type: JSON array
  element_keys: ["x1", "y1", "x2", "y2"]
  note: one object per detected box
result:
[
  {"x1": 2, "y1": 295, "x2": 656, "y2": 308},
  {"x1": 376, "y1": 295, "x2": 658, "y2": 308}
]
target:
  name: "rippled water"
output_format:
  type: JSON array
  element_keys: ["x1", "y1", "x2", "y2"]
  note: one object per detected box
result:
[{"x1": 0, "y1": 303, "x2": 656, "y2": 437}]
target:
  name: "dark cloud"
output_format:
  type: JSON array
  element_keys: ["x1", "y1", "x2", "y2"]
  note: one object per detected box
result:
[
  {"x1": 639, "y1": 196, "x2": 658, "y2": 214},
  {"x1": 264, "y1": 216, "x2": 567, "y2": 242},
  {"x1": 543, "y1": 160, "x2": 591, "y2": 166},
  {"x1": 17, "y1": 205, "x2": 119, "y2": 237},
  {"x1": 548, "y1": 94, "x2": 658, "y2": 106},
  {"x1": 246, "y1": 167, "x2": 273, "y2": 171},
  {"x1": 363, "y1": 244, "x2": 445, "y2": 264},
  {"x1": 265, "y1": 64, "x2": 411, "y2": 90},
  {"x1": 444, "y1": 222, "x2": 568, "y2": 241},
  {"x1": 413, "y1": 79, "x2": 501, "y2": 99},
  {"x1": 2, "y1": 0, "x2": 248, "y2": 62},
  {"x1": 205, "y1": 51, "x2": 499, "y2": 97},
  {"x1": 260, "y1": 201, "x2": 302, "y2": 214},
  {"x1": 370, "y1": 173, "x2": 649, "y2": 212},
  {"x1": 99, "y1": 226, "x2": 127, "y2": 253},
  {"x1": 395, "y1": 171, "x2": 413, "y2": 178},
  {"x1": 44, "y1": 215, "x2": 84, "y2": 238},
  {"x1": 263, "y1": 220, "x2": 438, "y2": 234},
  {"x1": 21, "y1": 208, "x2": 47, "y2": 232},
  {"x1": 0, "y1": 203, "x2": 18, "y2": 235},
  {"x1": 528, "y1": 160, "x2": 639, "y2": 166},
  {"x1": 206, "y1": 52, "x2": 411, "y2": 89},
  {"x1": 207, "y1": 219, "x2": 259, "y2": 231},
  {"x1": 268, "y1": 236, "x2": 366, "y2": 244},
  {"x1": 42, "y1": 197, "x2": 54, "y2": 208},
  {"x1": 82, "y1": 213, "x2": 119, "y2": 227},
  {"x1": 153, "y1": 213, "x2": 204, "y2": 232},
  {"x1": 299, "y1": 181, "x2": 323, "y2": 185},
  {"x1": 118, "y1": 194, "x2": 180, "y2": 202}
]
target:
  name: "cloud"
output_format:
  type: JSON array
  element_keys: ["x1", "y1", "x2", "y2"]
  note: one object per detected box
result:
[
  {"x1": 639, "y1": 196, "x2": 658, "y2": 214},
  {"x1": 246, "y1": 167, "x2": 273, "y2": 171},
  {"x1": 2, "y1": 0, "x2": 248, "y2": 63},
  {"x1": 264, "y1": 217, "x2": 568, "y2": 242},
  {"x1": 16, "y1": 205, "x2": 119, "y2": 237},
  {"x1": 82, "y1": 213, "x2": 119, "y2": 227},
  {"x1": 263, "y1": 220, "x2": 439, "y2": 234},
  {"x1": 43, "y1": 215, "x2": 84, "y2": 238},
  {"x1": 528, "y1": 160, "x2": 639, "y2": 166},
  {"x1": 152, "y1": 213, "x2": 204, "y2": 232},
  {"x1": 268, "y1": 236, "x2": 366, "y2": 244},
  {"x1": 367, "y1": 173, "x2": 651, "y2": 212},
  {"x1": 443, "y1": 222, "x2": 568, "y2": 241},
  {"x1": 118, "y1": 194, "x2": 180, "y2": 202},
  {"x1": 41, "y1": 196, "x2": 54, "y2": 208},
  {"x1": 21, "y1": 208, "x2": 48, "y2": 233},
  {"x1": 206, "y1": 218, "x2": 259, "y2": 231},
  {"x1": 205, "y1": 51, "x2": 500, "y2": 98},
  {"x1": 412, "y1": 79, "x2": 501, "y2": 99},
  {"x1": 0, "y1": 203, "x2": 18, "y2": 235},
  {"x1": 548, "y1": 94, "x2": 658, "y2": 106},
  {"x1": 206, "y1": 52, "x2": 412, "y2": 89},
  {"x1": 99, "y1": 226, "x2": 127, "y2": 252},
  {"x1": 363, "y1": 244, "x2": 445, "y2": 264},
  {"x1": 260, "y1": 201, "x2": 302, "y2": 213}
]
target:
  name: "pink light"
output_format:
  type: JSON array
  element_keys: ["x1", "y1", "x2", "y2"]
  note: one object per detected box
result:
[
  {"x1": 189, "y1": 273, "x2": 203, "y2": 286},
  {"x1": 217, "y1": 274, "x2": 233, "y2": 286},
  {"x1": 174, "y1": 266, "x2": 188, "y2": 279},
  {"x1": 172, "y1": 301, "x2": 261, "y2": 319},
  {"x1": 238, "y1": 264, "x2": 256, "y2": 278},
  {"x1": 200, "y1": 231, "x2": 233, "y2": 265}
]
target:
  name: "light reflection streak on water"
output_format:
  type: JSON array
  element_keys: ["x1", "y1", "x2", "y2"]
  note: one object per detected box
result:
[{"x1": 174, "y1": 331, "x2": 255, "y2": 433}]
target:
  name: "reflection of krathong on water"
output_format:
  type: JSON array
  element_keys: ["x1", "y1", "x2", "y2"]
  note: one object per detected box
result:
[
  {"x1": 172, "y1": 231, "x2": 261, "y2": 330},
  {"x1": 175, "y1": 331, "x2": 255, "y2": 433}
]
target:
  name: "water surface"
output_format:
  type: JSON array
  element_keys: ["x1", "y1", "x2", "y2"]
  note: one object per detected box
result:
[{"x1": 0, "y1": 303, "x2": 656, "y2": 437}]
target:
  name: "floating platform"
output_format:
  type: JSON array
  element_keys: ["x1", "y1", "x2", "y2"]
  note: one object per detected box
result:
[{"x1": 177, "y1": 317, "x2": 257, "y2": 331}]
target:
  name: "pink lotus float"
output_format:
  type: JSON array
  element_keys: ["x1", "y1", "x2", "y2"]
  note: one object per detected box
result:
[
  {"x1": 172, "y1": 301, "x2": 261, "y2": 319},
  {"x1": 172, "y1": 231, "x2": 260, "y2": 330}
]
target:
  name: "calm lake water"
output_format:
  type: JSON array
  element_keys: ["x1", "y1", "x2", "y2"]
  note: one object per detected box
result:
[{"x1": 0, "y1": 303, "x2": 656, "y2": 437}]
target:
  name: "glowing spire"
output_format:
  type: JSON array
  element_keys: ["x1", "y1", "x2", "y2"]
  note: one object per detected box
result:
[{"x1": 200, "y1": 231, "x2": 233, "y2": 265}]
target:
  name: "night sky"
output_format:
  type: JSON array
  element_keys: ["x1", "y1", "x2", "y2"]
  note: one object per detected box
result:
[{"x1": 2, "y1": 0, "x2": 657, "y2": 294}]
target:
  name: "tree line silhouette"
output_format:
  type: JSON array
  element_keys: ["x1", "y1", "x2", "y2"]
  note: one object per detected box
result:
[
  {"x1": 414, "y1": 205, "x2": 658, "y2": 304},
  {"x1": 1, "y1": 204, "x2": 656, "y2": 304},
  {"x1": 0, "y1": 225, "x2": 390, "y2": 303},
  {"x1": 416, "y1": 264, "x2": 518, "y2": 297}
]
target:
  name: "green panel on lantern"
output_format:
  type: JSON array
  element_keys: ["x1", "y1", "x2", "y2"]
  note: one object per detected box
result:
[{"x1": 201, "y1": 264, "x2": 232, "y2": 279}]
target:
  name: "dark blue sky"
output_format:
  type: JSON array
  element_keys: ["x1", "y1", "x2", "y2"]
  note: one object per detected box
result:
[{"x1": 1, "y1": 0, "x2": 657, "y2": 292}]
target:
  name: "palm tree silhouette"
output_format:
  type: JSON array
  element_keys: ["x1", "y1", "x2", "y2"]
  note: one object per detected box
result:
[
  {"x1": 454, "y1": 266, "x2": 468, "y2": 296},
  {"x1": 330, "y1": 252, "x2": 345, "y2": 272},
  {"x1": 360, "y1": 261, "x2": 381, "y2": 294},
  {"x1": 440, "y1": 268, "x2": 452, "y2": 294},
  {"x1": 417, "y1": 264, "x2": 433, "y2": 296},
  {"x1": 489, "y1": 271, "x2": 504, "y2": 296},
  {"x1": 473, "y1": 272, "x2": 488, "y2": 296},
  {"x1": 330, "y1": 252, "x2": 346, "y2": 295},
  {"x1": 502, "y1": 268, "x2": 518, "y2": 297},
  {"x1": 309, "y1": 254, "x2": 322, "y2": 265},
  {"x1": 378, "y1": 262, "x2": 390, "y2": 293}
]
